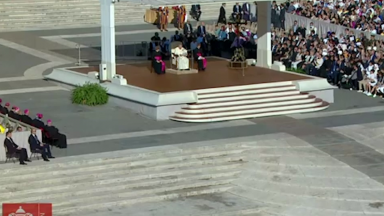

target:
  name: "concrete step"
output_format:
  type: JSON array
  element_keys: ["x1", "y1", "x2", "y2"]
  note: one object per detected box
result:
[
  {"x1": 0, "y1": 154, "x2": 244, "y2": 182},
  {"x1": 55, "y1": 185, "x2": 232, "y2": 215},
  {"x1": 0, "y1": 18, "x2": 144, "y2": 28},
  {"x1": 0, "y1": 162, "x2": 241, "y2": 197},
  {"x1": 0, "y1": 143, "x2": 244, "y2": 172},
  {"x1": 0, "y1": 168, "x2": 239, "y2": 202},
  {"x1": 0, "y1": 8, "x2": 136, "y2": 15}
]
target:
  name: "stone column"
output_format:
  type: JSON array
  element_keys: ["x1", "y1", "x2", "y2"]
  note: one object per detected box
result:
[
  {"x1": 256, "y1": 1, "x2": 272, "y2": 68},
  {"x1": 100, "y1": 0, "x2": 116, "y2": 80}
]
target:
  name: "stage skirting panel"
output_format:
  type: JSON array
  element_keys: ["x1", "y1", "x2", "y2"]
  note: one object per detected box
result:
[{"x1": 45, "y1": 67, "x2": 334, "y2": 121}]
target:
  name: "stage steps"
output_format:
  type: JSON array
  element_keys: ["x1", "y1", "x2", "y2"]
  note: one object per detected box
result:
[
  {"x1": 0, "y1": 0, "x2": 223, "y2": 31},
  {"x1": 170, "y1": 81, "x2": 329, "y2": 122},
  {"x1": 0, "y1": 143, "x2": 247, "y2": 216}
]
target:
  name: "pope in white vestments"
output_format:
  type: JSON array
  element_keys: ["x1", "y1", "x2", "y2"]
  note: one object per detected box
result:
[{"x1": 172, "y1": 44, "x2": 189, "y2": 70}]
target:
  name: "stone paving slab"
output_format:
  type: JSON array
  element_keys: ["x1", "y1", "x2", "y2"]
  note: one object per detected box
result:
[
  {"x1": 0, "y1": 79, "x2": 54, "y2": 90},
  {"x1": 0, "y1": 44, "x2": 47, "y2": 77},
  {"x1": 51, "y1": 123, "x2": 276, "y2": 157},
  {"x1": 252, "y1": 116, "x2": 384, "y2": 187},
  {"x1": 303, "y1": 111, "x2": 384, "y2": 128}
]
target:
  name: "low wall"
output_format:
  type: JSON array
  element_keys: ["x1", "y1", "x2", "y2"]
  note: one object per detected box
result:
[
  {"x1": 45, "y1": 68, "x2": 198, "y2": 120},
  {"x1": 294, "y1": 78, "x2": 336, "y2": 103}
]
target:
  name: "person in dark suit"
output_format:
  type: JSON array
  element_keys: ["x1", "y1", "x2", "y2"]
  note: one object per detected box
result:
[
  {"x1": 4, "y1": 131, "x2": 30, "y2": 165},
  {"x1": 45, "y1": 119, "x2": 67, "y2": 149},
  {"x1": 197, "y1": 22, "x2": 206, "y2": 37},
  {"x1": 28, "y1": 128, "x2": 54, "y2": 161},
  {"x1": 232, "y1": 2, "x2": 242, "y2": 21},
  {"x1": 279, "y1": 3, "x2": 286, "y2": 30},
  {"x1": 20, "y1": 109, "x2": 33, "y2": 126},
  {"x1": 191, "y1": 4, "x2": 201, "y2": 21},
  {"x1": 242, "y1": 2, "x2": 250, "y2": 21},
  {"x1": 218, "y1": 3, "x2": 226, "y2": 24},
  {"x1": 183, "y1": 21, "x2": 193, "y2": 35}
]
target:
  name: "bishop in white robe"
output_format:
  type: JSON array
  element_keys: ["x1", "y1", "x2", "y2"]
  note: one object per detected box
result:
[{"x1": 172, "y1": 44, "x2": 189, "y2": 70}]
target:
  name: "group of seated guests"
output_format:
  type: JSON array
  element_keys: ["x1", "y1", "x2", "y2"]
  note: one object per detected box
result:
[
  {"x1": 4, "y1": 128, "x2": 55, "y2": 165},
  {"x1": 273, "y1": 18, "x2": 384, "y2": 99},
  {"x1": 0, "y1": 99, "x2": 67, "y2": 165},
  {"x1": 289, "y1": 0, "x2": 384, "y2": 35},
  {"x1": 148, "y1": 20, "x2": 259, "y2": 68}
]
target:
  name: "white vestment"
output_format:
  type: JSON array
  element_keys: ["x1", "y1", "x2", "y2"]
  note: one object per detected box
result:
[{"x1": 172, "y1": 47, "x2": 189, "y2": 70}]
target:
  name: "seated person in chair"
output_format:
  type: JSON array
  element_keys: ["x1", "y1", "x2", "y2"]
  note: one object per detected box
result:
[
  {"x1": 193, "y1": 43, "x2": 207, "y2": 71},
  {"x1": 171, "y1": 44, "x2": 189, "y2": 70},
  {"x1": 9, "y1": 106, "x2": 21, "y2": 121},
  {"x1": 44, "y1": 119, "x2": 67, "y2": 149},
  {"x1": 3, "y1": 102, "x2": 10, "y2": 114},
  {"x1": 20, "y1": 109, "x2": 33, "y2": 126},
  {"x1": 232, "y1": 2, "x2": 242, "y2": 21},
  {"x1": 32, "y1": 113, "x2": 45, "y2": 129},
  {"x1": 4, "y1": 131, "x2": 30, "y2": 165},
  {"x1": 29, "y1": 128, "x2": 54, "y2": 161},
  {"x1": 152, "y1": 46, "x2": 166, "y2": 75}
]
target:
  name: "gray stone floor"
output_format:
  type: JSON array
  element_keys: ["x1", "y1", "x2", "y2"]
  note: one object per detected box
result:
[
  {"x1": 0, "y1": 23, "x2": 383, "y2": 176},
  {"x1": 0, "y1": 23, "x2": 383, "y2": 215}
]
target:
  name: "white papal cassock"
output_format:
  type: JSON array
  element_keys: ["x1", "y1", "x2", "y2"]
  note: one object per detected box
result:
[{"x1": 172, "y1": 47, "x2": 189, "y2": 70}]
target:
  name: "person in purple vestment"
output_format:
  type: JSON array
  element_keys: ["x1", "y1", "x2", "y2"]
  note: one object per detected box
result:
[{"x1": 193, "y1": 43, "x2": 207, "y2": 71}]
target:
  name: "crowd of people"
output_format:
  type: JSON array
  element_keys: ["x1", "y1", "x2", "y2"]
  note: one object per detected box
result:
[
  {"x1": 271, "y1": 0, "x2": 384, "y2": 98},
  {"x1": 291, "y1": 0, "x2": 384, "y2": 35},
  {"x1": 149, "y1": 0, "x2": 384, "y2": 98},
  {"x1": 1, "y1": 99, "x2": 67, "y2": 165}
]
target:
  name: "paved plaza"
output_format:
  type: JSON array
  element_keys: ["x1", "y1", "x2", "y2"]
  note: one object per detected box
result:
[{"x1": 0, "y1": 23, "x2": 384, "y2": 215}]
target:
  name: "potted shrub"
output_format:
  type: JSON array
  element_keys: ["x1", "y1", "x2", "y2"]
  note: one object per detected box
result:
[{"x1": 71, "y1": 82, "x2": 109, "y2": 106}]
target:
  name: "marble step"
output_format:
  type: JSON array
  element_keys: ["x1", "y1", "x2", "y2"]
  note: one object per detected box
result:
[
  {"x1": 0, "y1": 155, "x2": 244, "y2": 183},
  {"x1": 0, "y1": 168, "x2": 239, "y2": 202},
  {"x1": 0, "y1": 162, "x2": 240, "y2": 198},
  {"x1": 53, "y1": 185, "x2": 231, "y2": 216},
  {"x1": 0, "y1": 145, "x2": 244, "y2": 173}
]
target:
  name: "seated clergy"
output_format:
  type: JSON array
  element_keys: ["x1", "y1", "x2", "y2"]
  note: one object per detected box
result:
[
  {"x1": 20, "y1": 109, "x2": 33, "y2": 126},
  {"x1": 152, "y1": 46, "x2": 166, "y2": 75},
  {"x1": 171, "y1": 44, "x2": 189, "y2": 70},
  {"x1": 9, "y1": 106, "x2": 21, "y2": 121},
  {"x1": 193, "y1": 43, "x2": 207, "y2": 71},
  {"x1": 44, "y1": 119, "x2": 67, "y2": 149},
  {"x1": 0, "y1": 98, "x2": 5, "y2": 114},
  {"x1": 4, "y1": 131, "x2": 30, "y2": 165},
  {"x1": 28, "y1": 128, "x2": 54, "y2": 161},
  {"x1": 3, "y1": 102, "x2": 10, "y2": 114},
  {"x1": 32, "y1": 113, "x2": 45, "y2": 129}
]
